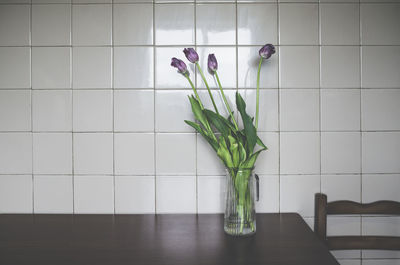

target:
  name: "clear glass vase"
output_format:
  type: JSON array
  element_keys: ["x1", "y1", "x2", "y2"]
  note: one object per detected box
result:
[{"x1": 224, "y1": 168, "x2": 259, "y2": 236}]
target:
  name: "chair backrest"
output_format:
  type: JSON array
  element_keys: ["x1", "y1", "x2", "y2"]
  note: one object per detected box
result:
[{"x1": 314, "y1": 193, "x2": 400, "y2": 250}]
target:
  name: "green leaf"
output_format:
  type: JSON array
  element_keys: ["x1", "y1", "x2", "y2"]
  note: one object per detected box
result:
[
  {"x1": 217, "y1": 138, "x2": 234, "y2": 168},
  {"x1": 203, "y1": 109, "x2": 231, "y2": 138},
  {"x1": 239, "y1": 149, "x2": 265, "y2": 169},
  {"x1": 236, "y1": 92, "x2": 257, "y2": 154},
  {"x1": 188, "y1": 96, "x2": 208, "y2": 129},
  {"x1": 238, "y1": 140, "x2": 247, "y2": 163},
  {"x1": 184, "y1": 120, "x2": 218, "y2": 151},
  {"x1": 228, "y1": 135, "x2": 239, "y2": 168},
  {"x1": 256, "y1": 136, "x2": 268, "y2": 150}
]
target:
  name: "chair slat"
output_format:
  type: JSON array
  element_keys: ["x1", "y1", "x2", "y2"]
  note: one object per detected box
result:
[
  {"x1": 327, "y1": 200, "x2": 400, "y2": 215},
  {"x1": 327, "y1": 236, "x2": 400, "y2": 250}
]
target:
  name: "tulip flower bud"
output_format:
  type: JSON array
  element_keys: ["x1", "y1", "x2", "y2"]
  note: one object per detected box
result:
[
  {"x1": 208, "y1": 54, "x2": 218, "y2": 72},
  {"x1": 183, "y1": 48, "x2": 199, "y2": 63},
  {"x1": 171, "y1": 57, "x2": 188, "y2": 75},
  {"x1": 259, "y1": 44, "x2": 275, "y2": 59}
]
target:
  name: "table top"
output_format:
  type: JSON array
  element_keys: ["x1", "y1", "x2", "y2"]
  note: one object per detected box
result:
[{"x1": 0, "y1": 213, "x2": 339, "y2": 265}]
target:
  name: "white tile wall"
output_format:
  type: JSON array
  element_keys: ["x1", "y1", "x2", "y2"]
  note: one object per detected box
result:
[{"x1": 0, "y1": 1, "x2": 399, "y2": 263}]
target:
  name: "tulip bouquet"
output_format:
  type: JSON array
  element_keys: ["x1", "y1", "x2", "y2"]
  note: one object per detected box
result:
[{"x1": 171, "y1": 44, "x2": 275, "y2": 235}]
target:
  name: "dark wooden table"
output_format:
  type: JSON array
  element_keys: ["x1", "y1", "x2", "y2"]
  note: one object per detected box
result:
[{"x1": 0, "y1": 213, "x2": 339, "y2": 265}]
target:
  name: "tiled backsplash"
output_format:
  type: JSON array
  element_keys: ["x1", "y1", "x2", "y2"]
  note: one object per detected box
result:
[{"x1": 0, "y1": 0, "x2": 399, "y2": 264}]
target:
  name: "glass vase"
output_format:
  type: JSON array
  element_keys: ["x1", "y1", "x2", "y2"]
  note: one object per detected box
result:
[{"x1": 224, "y1": 168, "x2": 259, "y2": 236}]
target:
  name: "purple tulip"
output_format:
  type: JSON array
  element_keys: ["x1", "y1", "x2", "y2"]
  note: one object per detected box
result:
[
  {"x1": 208, "y1": 54, "x2": 218, "y2": 72},
  {"x1": 259, "y1": 44, "x2": 275, "y2": 59},
  {"x1": 171, "y1": 58, "x2": 188, "y2": 75},
  {"x1": 183, "y1": 48, "x2": 199, "y2": 63}
]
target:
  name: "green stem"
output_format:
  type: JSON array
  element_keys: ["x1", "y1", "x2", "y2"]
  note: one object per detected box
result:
[
  {"x1": 184, "y1": 73, "x2": 204, "y2": 109},
  {"x1": 215, "y1": 71, "x2": 239, "y2": 131},
  {"x1": 185, "y1": 73, "x2": 217, "y2": 142},
  {"x1": 196, "y1": 62, "x2": 219, "y2": 114},
  {"x1": 255, "y1": 57, "x2": 263, "y2": 130}
]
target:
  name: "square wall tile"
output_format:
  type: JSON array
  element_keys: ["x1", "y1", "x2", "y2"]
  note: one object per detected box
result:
[
  {"x1": 0, "y1": 5, "x2": 30, "y2": 46},
  {"x1": 197, "y1": 176, "x2": 224, "y2": 213},
  {"x1": 32, "y1": 4, "x2": 71, "y2": 45},
  {"x1": 33, "y1": 0, "x2": 71, "y2": 2},
  {"x1": 280, "y1": 175, "x2": 320, "y2": 217},
  {"x1": 155, "y1": 90, "x2": 194, "y2": 133},
  {"x1": 73, "y1": 133, "x2": 113, "y2": 175},
  {"x1": 0, "y1": 133, "x2": 32, "y2": 174},
  {"x1": 0, "y1": 47, "x2": 30, "y2": 89},
  {"x1": 240, "y1": 90, "x2": 278, "y2": 132},
  {"x1": 197, "y1": 135, "x2": 225, "y2": 176},
  {"x1": 321, "y1": 46, "x2": 360, "y2": 89},
  {"x1": 155, "y1": 47, "x2": 195, "y2": 89},
  {"x1": 321, "y1": 89, "x2": 360, "y2": 131},
  {"x1": 156, "y1": 133, "x2": 196, "y2": 175},
  {"x1": 238, "y1": 46, "x2": 278, "y2": 89},
  {"x1": 73, "y1": 0, "x2": 111, "y2": 2},
  {"x1": 0, "y1": 90, "x2": 31, "y2": 131},
  {"x1": 361, "y1": 4, "x2": 400, "y2": 45},
  {"x1": 155, "y1": 4, "x2": 194, "y2": 45},
  {"x1": 256, "y1": 132, "x2": 279, "y2": 175},
  {"x1": 114, "y1": 47, "x2": 154, "y2": 89},
  {"x1": 33, "y1": 175, "x2": 73, "y2": 213},
  {"x1": 113, "y1": 4, "x2": 153, "y2": 45},
  {"x1": 362, "y1": 252, "x2": 400, "y2": 261},
  {"x1": 33, "y1": 133, "x2": 72, "y2": 174},
  {"x1": 362, "y1": 132, "x2": 400, "y2": 174},
  {"x1": 362, "y1": 89, "x2": 400, "y2": 131},
  {"x1": 72, "y1": 47, "x2": 112, "y2": 89},
  {"x1": 362, "y1": 46, "x2": 400, "y2": 89},
  {"x1": 32, "y1": 47, "x2": 71, "y2": 89},
  {"x1": 327, "y1": 216, "x2": 361, "y2": 237},
  {"x1": 74, "y1": 175, "x2": 114, "y2": 214},
  {"x1": 114, "y1": 133, "x2": 154, "y2": 175},
  {"x1": 321, "y1": 132, "x2": 361, "y2": 174},
  {"x1": 279, "y1": 3, "x2": 319, "y2": 45},
  {"x1": 73, "y1": 90, "x2": 113, "y2": 132},
  {"x1": 238, "y1": 4, "x2": 277, "y2": 45},
  {"x1": 0, "y1": 0, "x2": 30, "y2": 2},
  {"x1": 362, "y1": 217, "x2": 400, "y2": 259},
  {"x1": 362, "y1": 217, "x2": 400, "y2": 237},
  {"x1": 280, "y1": 89, "x2": 319, "y2": 131},
  {"x1": 256, "y1": 175, "x2": 279, "y2": 213},
  {"x1": 280, "y1": 132, "x2": 320, "y2": 174},
  {"x1": 156, "y1": 176, "x2": 196, "y2": 213},
  {"x1": 0, "y1": 175, "x2": 32, "y2": 213},
  {"x1": 114, "y1": 0, "x2": 152, "y2": 2},
  {"x1": 362, "y1": 174, "x2": 400, "y2": 203},
  {"x1": 32, "y1": 90, "x2": 72, "y2": 132},
  {"x1": 114, "y1": 90, "x2": 154, "y2": 132},
  {"x1": 196, "y1": 47, "x2": 237, "y2": 89},
  {"x1": 72, "y1": 4, "x2": 112, "y2": 45},
  {"x1": 320, "y1": 4, "x2": 359, "y2": 45},
  {"x1": 279, "y1": 46, "x2": 319, "y2": 89},
  {"x1": 196, "y1": 4, "x2": 236, "y2": 45},
  {"x1": 321, "y1": 174, "x2": 361, "y2": 202},
  {"x1": 115, "y1": 176, "x2": 155, "y2": 213}
]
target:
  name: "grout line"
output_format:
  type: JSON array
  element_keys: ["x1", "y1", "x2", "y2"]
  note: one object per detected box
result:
[
  {"x1": 30, "y1": 0, "x2": 34, "y2": 214},
  {"x1": 70, "y1": 1, "x2": 75, "y2": 214},
  {"x1": 194, "y1": 0, "x2": 198, "y2": 214},
  {"x1": 277, "y1": 0, "x2": 281, "y2": 214},
  {"x1": 112, "y1": 0, "x2": 116, "y2": 215},
  {"x1": 318, "y1": 0, "x2": 322, "y2": 195},
  {"x1": 153, "y1": 0, "x2": 157, "y2": 214},
  {"x1": 359, "y1": 0, "x2": 363, "y2": 262}
]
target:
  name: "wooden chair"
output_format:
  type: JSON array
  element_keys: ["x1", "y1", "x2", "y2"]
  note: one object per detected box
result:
[{"x1": 314, "y1": 193, "x2": 400, "y2": 250}]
